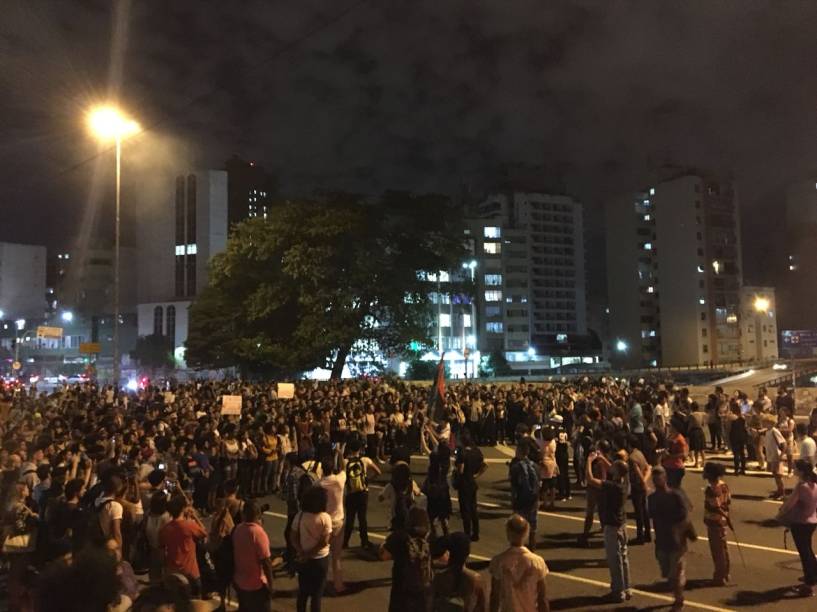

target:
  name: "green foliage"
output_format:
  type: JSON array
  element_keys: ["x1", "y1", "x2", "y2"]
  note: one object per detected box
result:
[
  {"x1": 186, "y1": 191, "x2": 465, "y2": 377},
  {"x1": 405, "y1": 358, "x2": 451, "y2": 381},
  {"x1": 479, "y1": 349, "x2": 512, "y2": 377},
  {"x1": 130, "y1": 334, "x2": 174, "y2": 372}
]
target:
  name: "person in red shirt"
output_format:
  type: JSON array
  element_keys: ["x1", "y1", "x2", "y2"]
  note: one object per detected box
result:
[
  {"x1": 159, "y1": 494, "x2": 207, "y2": 597},
  {"x1": 232, "y1": 500, "x2": 277, "y2": 611},
  {"x1": 662, "y1": 422, "x2": 689, "y2": 489}
]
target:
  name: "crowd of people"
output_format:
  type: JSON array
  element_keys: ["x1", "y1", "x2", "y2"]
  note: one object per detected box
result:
[{"x1": 0, "y1": 375, "x2": 816, "y2": 612}]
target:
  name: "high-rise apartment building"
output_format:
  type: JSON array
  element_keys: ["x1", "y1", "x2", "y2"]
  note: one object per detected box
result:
[
  {"x1": 136, "y1": 170, "x2": 227, "y2": 359},
  {"x1": 779, "y1": 179, "x2": 817, "y2": 330},
  {"x1": 225, "y1": 155, "x2": 276, "y2": 230},
  {"x1": 0, "y1": 242, "x2": 46, "y2": 320},
  {"x1": 468, "y1": 192, "x2": 589, "y2": 368},
  {"x1": 739, "y1": 286, "x2": 778, "y2": 361},
  {"x1": 606, "y1": 173, "x2": 743, "y2": 367}
]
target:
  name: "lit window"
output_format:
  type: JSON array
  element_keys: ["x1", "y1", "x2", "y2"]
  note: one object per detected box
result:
[
  {"x1": 556, "y1": 333, "x2": 568, "y2": 343},
  {"x1": 649, "y1": 188, "x2": 655, "y2": 195},
  {"x1": 697, "y1": 265, "x2": 704, "y2": 273},
  {"x1": 439, "y1": 271, "x2": 450, "y2": 282},
  {"x1": 643, "y1": 242, "x2": 652, "y2": 250},
  {"x1": 712, "y1": 260, "x2": 721, "y2": 274},
  {"x1": 187, "y1": 244, "x2": 197, "y2": 255},
  {"x1": 643, "y1": 199, "x2": 650, "y2": 205},
  {"x1": 484, "y1": 226, "x2": 501, "y2": 239},
  {"x1": 175, "y1": 245, "x2": 185, "y2": 256},
  {"x1": 463, "y1": 314, "x2": 471, "y2": 327},
  {"x1": 486, "y1": 322, "x2": 503, "y2": 333},
  {"x1": 790, "y1": 265, "x2": 797, "y2": 271},
  {"x1": 484, "y1": 274, "x2": 502, "y2": 286},
  {"x1": 643, "y1": 214, "x2": 651, "y2": 221},
  {"x1": 439, "y1": 313, "x2": 451, "y2": 327},
  {"x1": 521, "y1": 296, "x2": 528, "y2": 303},
  {"x1": 483, "y1": 242, "x2": 501, "y2": 254},
  {"x1": 484, "y1": 290, "x2": 502, "y2": 302},
  {"x1": 699, "y1": 298, "x2": 706, "y2": 305},
  {"x1": 647, "y1": 286, "x2": 655, "y2": 294}
]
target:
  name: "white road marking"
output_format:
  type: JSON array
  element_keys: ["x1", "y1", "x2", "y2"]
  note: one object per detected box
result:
[{"x1": 263, "y1": 510, "x2": 735, "y2": 612}]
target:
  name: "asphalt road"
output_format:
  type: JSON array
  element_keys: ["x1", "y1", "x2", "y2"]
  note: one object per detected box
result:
[{"x1": 245, "y1": 445, "x2": 817, "y2": 612}]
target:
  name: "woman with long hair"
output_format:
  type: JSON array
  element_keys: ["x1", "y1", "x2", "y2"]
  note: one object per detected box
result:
[{"x1": 778, "y1": 459, "x2": 817, "y2": 597}]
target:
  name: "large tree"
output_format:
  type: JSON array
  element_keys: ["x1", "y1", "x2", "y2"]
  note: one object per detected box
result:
[{"x1": 186, "y1": 191, "x2": 465, "y2": 377}]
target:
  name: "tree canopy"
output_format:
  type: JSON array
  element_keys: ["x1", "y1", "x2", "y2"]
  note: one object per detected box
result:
[
  {"x1": 130, "y1": 334, "x2": 175, "y2": 373},
  {"x1": 186, "y1": 191, "x2": 466, "y2": 377}
]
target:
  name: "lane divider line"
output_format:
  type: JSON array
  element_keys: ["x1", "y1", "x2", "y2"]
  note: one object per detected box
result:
[{"x1": 263, "y1": 511, "x2": 735, "y2": 612}]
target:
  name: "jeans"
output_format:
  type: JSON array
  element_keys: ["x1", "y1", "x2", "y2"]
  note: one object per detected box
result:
[
  {"x1": 343, "y1": 491, "x2": 369, "y2": 547},
  {"x1": 792, "y1": 523, "x2": 817, "y2": 586},
  {"x1": 458, "y1": 485, "x2": 479, "y2": 538},
  {"x1": 709, "y1": 421, "x2": 723, "y2": 449},
  {"x1": 236, "y1": 586, "x2": 272, "y2": 612},
  {"x1": 631, "y1": 489, "x2": 651, "y2": 541},
  {"x1": 666, "y1": 467, "x2": 685, "y2": 489},
  {"x1": 603, "y1": 524, "x2": 630, "y2": 594},
  {"x1": 297, "y1": 556, "x2": 330, "y2": 612}
]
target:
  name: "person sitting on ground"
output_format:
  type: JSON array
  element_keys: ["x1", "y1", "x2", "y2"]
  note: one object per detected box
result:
[{"x1": 432, "y1": 531, "x2": 487, "y2": 612}]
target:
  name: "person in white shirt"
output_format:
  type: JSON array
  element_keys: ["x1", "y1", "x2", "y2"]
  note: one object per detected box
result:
[
  {"x1": 319, "y1": 451, "x2": 347, "y2": 594},
  {"x1": 764, "y1": 417, "x2": 787, "y2": 499},
  {"x1": 291, "y1": 485, "x2": 332, "y2": 612},
  {"x1": 95, "y1": 472, "x2": 125, "y2": 550},
  {"x1": 797, "y1": 424, "x2": 817, "y2": 468},
  {"x1": 489, "y1": 514, "x2": 550, "y2": 612}
]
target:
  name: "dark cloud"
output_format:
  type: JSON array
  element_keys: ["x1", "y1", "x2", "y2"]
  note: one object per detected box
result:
[{"x1": 2, "y1": 0, "x2": 817, "y2": 261}]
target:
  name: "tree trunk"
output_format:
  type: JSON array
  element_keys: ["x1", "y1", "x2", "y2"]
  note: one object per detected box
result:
[{"x1": 330, "y1": 344, "x2": 351, "y2": 380}]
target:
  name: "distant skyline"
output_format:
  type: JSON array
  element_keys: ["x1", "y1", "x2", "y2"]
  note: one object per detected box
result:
[{"x1": 1, "y1": 1, "x2": 814, "y2": 288}]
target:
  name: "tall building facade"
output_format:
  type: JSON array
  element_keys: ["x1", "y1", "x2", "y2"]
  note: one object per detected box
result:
[
  {"x1": 739, "y1": 286, "x2": 779, "y2": 361},
  {"x1": 468, "y1": 192, "x2": 590, "y2": 368},
  {"x1": 779, "y1": 179, "x2": 817, "y2": 330},
  {"x1": 225, "y1": 155, "x2": 276, "y2": 230},
  {"x1": 0, "y1": 242, "x2": 46, "y2": 320},
  {"x1": 136, "y1": 170, "x2": 228, "y2": 359},
  {"x1": 606, "y1": 173, "x2": 743, "y2": 367}
]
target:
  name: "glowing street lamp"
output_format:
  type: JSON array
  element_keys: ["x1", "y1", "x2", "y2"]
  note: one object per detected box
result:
[
  {"x1": 753, "y1": 296, "x2": 770, "y2": 313},
  {"x1": 87, "y1": 105, "x2": 140, "y2": 387},
  {"x1": 61, "y1": 311, "x2": 74, "y2": 323},
  {"x1": 616, "y1": 339, "x2": 629, "y2": 352}
]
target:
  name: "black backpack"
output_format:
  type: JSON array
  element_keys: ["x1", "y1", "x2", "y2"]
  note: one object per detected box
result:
[{"x1": 85, "y1": 499, "x2": 113, "y2": 547}]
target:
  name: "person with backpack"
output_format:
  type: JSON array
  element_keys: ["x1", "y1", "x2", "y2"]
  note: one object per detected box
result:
[
  {"x1": 380, "y1": 462, "x2": 421, "y2": 532},
  {"x1": 343, "y1": 439, "x2": 381, "y2": 549},
  {"x1": 509, "y1": 439, "x2": 540, "y2": 550},
  {"x1": 379, "y1": 506, "x2": 433, "y2": 612},
  {"x1": 422, "y1": 446, "x2": 452, "y2": 539},
  {"x1": 92, "y1": 471, "x2": 125, "y2": 550}
]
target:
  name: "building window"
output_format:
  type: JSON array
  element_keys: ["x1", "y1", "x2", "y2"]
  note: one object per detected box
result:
[
  {"x1": 484, "y1": 290, "x2": 502, "y2": 302},
  {"x1": 699, "y1": 298, "x2": 706, "y2": 305},
  {"x1": 484, "y1": 226, "x2": 501, "y2": 239},
  {"x1": 186, "y1": 254, "x2": 197, "y2": 296},
  {"x1": 484, "y1": 274, "x2": 502, "y2": 286},
  {"x1": 486, "y1": 322, "x2": 503, "y2": 333},
  {"x1": 175, "y1": 176, "x2": 185, "y2": 246},
  {"x1": 702, "y1": 328, "x2": 707, "y2": 337},
  {"x1": 166, "y1": 306, "x2": 176, "y2": 343},
  {"x1": 701, "y1": 312, "x2": 706, "y2": 321},
  {"x1": 485, "y1": 305, "x2": 501, "y2": 317},
  {"x1": 463, "y1": 314, "x2": 471, "y2": 327},
  {"x1": 702, "y1": 344, "x2": 708, "y2": 353},
  {"x1": 643, "y1": 242, "x2": 652, "y2": 250},
  {"x1": 483, "y1": 242, "x2": 501, "y2": 254},
  {"x1": 697, "y1": 248, "x2": 704, "y2": 256},
  {"x1": 153, "y1": 306, "x2": 163, "y2": 336},
  {"x1": 439, "y1": 313, "x2": 451, "y2": 327}
]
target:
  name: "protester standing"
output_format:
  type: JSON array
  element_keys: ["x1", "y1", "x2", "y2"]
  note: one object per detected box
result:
[
  {"x1": 379, "y1": 507, "x2": 434, "y2": 612},
  {"x1": 455, "y1": 430, "x2": 486, "y2": 542},
  {"x1": 488, "y1": 514, "x2": 549, "y2": 612},
  {"x1": 702, "y1": 462, "x2": 731, "y2": 586},
  {"x1": 648, "y1": 467, "x2": 690, "y2": 612},
  {"x1": 290, "y1": 486, "x2": 332, "y2": 612},
  {"x1": 777, "y1": 460, "x2": 817, "y2": 597},
  {"x1": 232, "y1": 500, "x2": 276, "y2": 612},
  {"x1": 662, "y1": 422, "x2": 688, "y2": 489},
  {"x1": 509, "y1": 439, "x2": 540, "y2": 549},
  {"x1": 342, "y1": 440, "x2": 380, "y2": 549},
  {"x1": 586, "y1": 452, "x2": 631, "y2": 602}
]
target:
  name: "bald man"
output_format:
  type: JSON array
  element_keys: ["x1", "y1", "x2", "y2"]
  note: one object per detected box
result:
[{"x1": 489, "y1": 515, "x2": 549, "y2": 612}]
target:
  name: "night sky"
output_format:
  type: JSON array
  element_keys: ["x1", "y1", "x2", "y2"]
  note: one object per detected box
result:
[{"x1": 2, "y1": 1, "x2": 816, "y2": 286}]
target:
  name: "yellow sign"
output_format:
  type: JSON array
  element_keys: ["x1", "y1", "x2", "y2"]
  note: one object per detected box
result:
[
  {"x1": 79, "y1": 342, "x2": 101, "y2": 354},
  {"x1": 277, "y1": 383, "x2": 295, "y2": 399},
  {"x1": 11, "y1": 361, "x2": 21, "y2": 371},
  {"x1": 36, "y1": 326, "x2": 63, "y2": 339},
  {"x1": 221, "y1": 395, "x2": 242, "y2": 415}
]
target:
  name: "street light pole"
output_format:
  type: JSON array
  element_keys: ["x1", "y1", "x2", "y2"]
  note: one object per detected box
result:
[{"x1": 113, "y1": 135, "x2": 121, "y2": 388}]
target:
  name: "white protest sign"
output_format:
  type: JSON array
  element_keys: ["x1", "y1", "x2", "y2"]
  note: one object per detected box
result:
[
  {"x1": 277, "y1": 383, "x2": 295, "y2": 399},
  {"x1": 221, "y1": 395, "x2": 243, "y2": 415}
]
